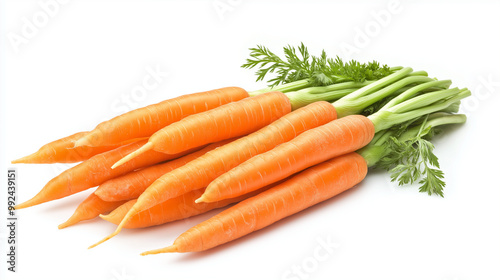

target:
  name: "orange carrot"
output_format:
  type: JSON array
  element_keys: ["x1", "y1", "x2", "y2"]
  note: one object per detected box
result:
[
  {"x1": 100, "y1": 183, "x2": 277, "y2": 229},
  {"x1": 15, "y1": 140, "x2": 196, "y2": 209},
  {"x1": 197, "y1": 115, "x2": 374, "y2": 203},
  {"x1": 94, "y1": 139, "x2": 236, "y2": 202},
  {"x1": 58, "y1": 193, "x2": 124, "y2": 229},
  {"x1": 12, "y1": 132, "x2": 126, "y2": 164},
  {"x1": 112, "y1": 91, "x2": 292, "y2": 168},
  {"x1": 90, "y1": 101, "x2": 337, "y2": 247},
  {"x1": 141, "y1": 152, "x2": 367, "y2": 254},
  {"x1": 74, "y1": 87, "x2": 248, "y2": 147}
]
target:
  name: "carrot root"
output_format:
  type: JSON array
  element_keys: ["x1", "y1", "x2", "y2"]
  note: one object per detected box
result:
[
  {"x1": 58, "y1": 193, "x2": 124, "y2": 229},
  {"x1": 88, "y1": 232, "x2": 118, "y2": 249},
  {"x1": 111, "y1": 142, "x2": 153, "y2": 169},
  {"x1": 15, "y1": 194, "x2": 45, "y2": 210},
  {"x1": 150, "y1": 153, "x2": 367, "y2": 253},
  {"x1": 58, "y1": 217, "x2": 81, "y2": 229},
  {"x1": 58, "y1": 219, "x2": 78, "y2": 230},
  {"x1": 141, "y1": 245, "x2": 178, "y2": 256},
  {"x1": 11, "y1": 154, "x2": 34, "y2": 164},
  {"x1": 73, "y1": 87, "x2": 248, "y2": 147},
  {"x1": 88, "y1": 203, "x2": 141, "y2": 248},
  {"x1": 194, "y1": 196, "x2": 206, "y2": 204}
]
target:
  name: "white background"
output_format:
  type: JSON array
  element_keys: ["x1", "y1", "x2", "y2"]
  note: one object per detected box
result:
[{"x1": 1, "y1": 1, "x2": 500, "y2": 279}]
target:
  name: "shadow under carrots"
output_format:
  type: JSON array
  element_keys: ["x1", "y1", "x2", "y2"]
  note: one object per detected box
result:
[{"x1": 169, "y1": 179, "x2": 368, "y2": 262}]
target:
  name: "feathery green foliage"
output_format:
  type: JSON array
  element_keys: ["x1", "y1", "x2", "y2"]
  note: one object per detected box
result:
[
  {"x1": 242, "y1": 43, "x2": 393, "y2": 87},
  {"x1": 378, "y1": 118, "x2": 446, "y2": 197}
]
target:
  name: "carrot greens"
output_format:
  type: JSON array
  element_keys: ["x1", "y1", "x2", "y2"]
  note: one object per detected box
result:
[
  {"x1": 242, "y1": 43, "x2": 393, "y2": 87},
  {"x1": 244, "y1": 43, "x2": 469, "y2": 197},
  {"x1": 359, "y1": 113, "x2": 467, "y2": 196}
]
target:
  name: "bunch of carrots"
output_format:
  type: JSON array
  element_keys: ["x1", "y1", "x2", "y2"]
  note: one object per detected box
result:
[{"x1": 13, "y1": 44, "x2": 469, "y2": 254}]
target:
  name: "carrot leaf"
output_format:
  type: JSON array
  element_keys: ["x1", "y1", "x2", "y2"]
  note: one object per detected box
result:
[
  {"x1": 242, "y1": 43, "x2": 393, "y2": 87},
  {"x1": 379, "y1": 120, "x2": 446, "y2": 197}
]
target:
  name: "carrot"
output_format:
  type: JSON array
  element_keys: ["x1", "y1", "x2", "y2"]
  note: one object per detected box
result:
[
  {"x1": 58, "y1": 193, "x2": 124, "y2": 229},
  {"x1": 89, "y1": 101, "x2": 337, "y2": 247},
  {"x1": 111, "y1": 91, "x2": 292, "y2": 168},
  {"x1": 197, "y1": 115, "x2": 374, "y2": 203},
  {"x1": 11, "y1": 132, "x2": 126, "y2": 164},
  {"x1": 100, "y1": 183, "x2": 277, "y2": 229},
  {"x1": 141, "y1": 152, "x2": 367, "y2": 254},
  {"x1": 74, "y1": 87, "x2": 248, "y2": 147},
  {"x1": 94, "y1": 139, "x2": 236, "y2": 202},
  {"x1": 15, "y1": 140, "x2": 197, "y2": 209},
  {"x1": 197, "y1": 84, "x2": 470, "y2": 203}
]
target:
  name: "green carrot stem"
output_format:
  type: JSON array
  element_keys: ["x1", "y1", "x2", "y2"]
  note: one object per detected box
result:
[
  {"x1": 399, "y1": 113, "x2": 467, "y2": 141},
  {"x1": 287, "y1": 88, "x2": 357, "y2": 110},
  {"x1": 287, "y1": 69, "x2": 433, "y2": 111},
  {"x1": 408, "y1": 70, "x2": 428, "y2": 76},
  {"x1": 249, "y1": 79, "x2": 310, "y2": 96},
  {"x1": 368, "y1": 89, "x2": 471, "y2": 132},
  {"x1": 390, "y1": 87, "x2": 460, "y2": 113},
  {"x1": 381, "y1": 80, "x2": 452, "y2": 110},
  {"x1": 333, "y1": 75, "x2": 435, "y2": 117},
  {"x1": 337, "y1": 67, "x2": 413, "y2": 100}
]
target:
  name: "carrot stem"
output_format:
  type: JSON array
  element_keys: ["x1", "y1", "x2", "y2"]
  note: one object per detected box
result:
[
  {"x1": 338, "y1": 67, "x2": 412, "y2": 100},
  {"x1": 380, "y1": 80, "x2": 452, "y2": 110},
  {"x1": 333, "y1": 75, "x2": 436, "y2": 117},
  {"x1": 285, "y1": 82, "x2": 370, "y2": 110},
  {"x1": 368, "y1": 89, "x2": 471, "y2": 132},
  {"x1": 248, "y1": 79, "x2": 310, "y2": 96}
]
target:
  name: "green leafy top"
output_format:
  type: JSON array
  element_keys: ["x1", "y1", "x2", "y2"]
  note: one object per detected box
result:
[
  {"x1": 243, "y1": 43, "x2": 468, "y2": 197},
  {"x1": 379, "y1": 121, "x2": 445, "y2": 197},
  {"x1": 242, "y1": 43, "x2": 394, "y2": 87},
  {"x1": 355, "y1": 82, "x2": 469, "y2": 196},
  {"x1": 359, "y1": 113, "x2": 466, "y2": 197}
]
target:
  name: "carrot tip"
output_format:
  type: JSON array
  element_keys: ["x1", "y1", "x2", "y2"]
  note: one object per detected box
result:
[
  {"x1": 93, "y1": 188, "x2": 105, "y2": 199},
  {"x1": 58, "y1": 211, "x2": 84, "y2": 229},
  {"x1": 99, "y1": 214, "x2": 112, "y2": 222},
  {"x1": 88, "y1": 233, "x2": 116, "y2": 249},
  {"x1": 58, "y1": 222, "x2": 70, "y2": 230},
  {"x1": 141, "y1": 245, "x2": 178, "y2": 256},
  {"x1": 89, "y1": 210, "x2": 131, "y2": 248},
  {"x1": 14, "y1": 199, "x2": 35, "y2": 210},
  {"x1": 88, "y1": 227, "x2": 122, "y2": 248},
  {"x1": 11, "y1": 154, "x2": 35, "y2": 164},
  {"x1": 194, "y1": 196, "x2": 207, "y2": 204},
  {"x1": 111, "y1": 142, "x2": 153, "y2": 169}
]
